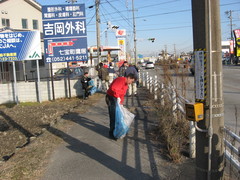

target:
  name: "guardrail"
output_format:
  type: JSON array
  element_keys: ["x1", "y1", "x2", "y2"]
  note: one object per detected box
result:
[
  {"x1": 139, "y1": 69, "x2": 240, "y2": 172},
  {"x1": 224, "y1": 128, "x2": 240, "y2": 172}
]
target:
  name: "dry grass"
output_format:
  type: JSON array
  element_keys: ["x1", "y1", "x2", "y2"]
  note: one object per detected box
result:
[
  {"x1": 152, "y1": 100, "x2": 189, "y2": 163},
  {"x1": 151, "y1": 58, "x2": 190, "y2": 162}
]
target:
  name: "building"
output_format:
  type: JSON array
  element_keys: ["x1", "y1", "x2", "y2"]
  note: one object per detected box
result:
[{"x1": 222, "y1": 41, "x2": 230, "y2": 54}]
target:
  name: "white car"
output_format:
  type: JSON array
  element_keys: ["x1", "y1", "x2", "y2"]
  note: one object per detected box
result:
[
  {"x1": 141, "y1": 62, "x2": 146, "y2": 67},
  {"x1": 145, "y1": 62, "x2": 154, "y2": 69}
]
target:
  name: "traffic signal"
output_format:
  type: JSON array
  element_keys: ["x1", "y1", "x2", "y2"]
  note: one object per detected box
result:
[
  {"x1": 148, "y1": 38, "x2": 155, "y2": 42},
  {"x1": 111, "y1": 25, "x2": 119, "y2": 29}
]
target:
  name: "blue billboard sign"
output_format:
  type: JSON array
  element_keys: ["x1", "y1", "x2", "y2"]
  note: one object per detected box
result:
[
  {"x1": 42, "y1": 4, "x2": 88, "y2": 63},
  {"x1": 0, "y1": 31, "x2": 41, "y2": 62}
]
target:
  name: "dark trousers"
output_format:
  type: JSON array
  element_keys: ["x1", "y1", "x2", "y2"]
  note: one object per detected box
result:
[
  {"x1": 83, "y1": 88, "x2": 89, "y2": 98},
  {"x1": 105, "y1": 94, "x2": 117, "y2": 135}
]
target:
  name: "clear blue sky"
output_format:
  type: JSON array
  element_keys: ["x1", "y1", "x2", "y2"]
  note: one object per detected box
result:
[{"x1": 37, "y1": 0, "x2": 240, "y2": 57}]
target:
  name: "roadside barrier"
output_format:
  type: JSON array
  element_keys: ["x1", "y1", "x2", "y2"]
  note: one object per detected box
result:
[
  {"x1": 139, "y1": 69, "x2": 240, "y2": 171},
  {"x1": 224, "y1": 128, "x2": 240, "y2": 172}
]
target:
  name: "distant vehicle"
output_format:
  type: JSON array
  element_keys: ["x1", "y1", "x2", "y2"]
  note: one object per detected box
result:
[
  {"x1": 141, "y1": 62, "x2": 146, "y2": 67},
  {"x1": 53, "y1": 67, "x2": 84, "y2": 80},
  {"x1": 222, "y1": 57, "x2": 230, "y2": 65},
  {"x1": 145, "y1": 61, "x2": 154, "y2": 69}
]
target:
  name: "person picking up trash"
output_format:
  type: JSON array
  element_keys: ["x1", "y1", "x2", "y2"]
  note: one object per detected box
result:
[{"x1": 105, "y1": 73, "x2": 136, "y2": 140}]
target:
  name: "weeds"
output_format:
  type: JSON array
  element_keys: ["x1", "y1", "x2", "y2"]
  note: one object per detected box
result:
[
  {"x1": 152, "y1": 57, "x2": 191, "y2": 162},
  {"x1": 154, "y1": 100, "x2": 189, "y2": 163}
]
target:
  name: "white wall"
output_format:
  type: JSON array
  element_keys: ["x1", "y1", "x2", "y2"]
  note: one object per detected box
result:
[{"x1": 0, "y1": 77, "x2": 98, "y2": 104}]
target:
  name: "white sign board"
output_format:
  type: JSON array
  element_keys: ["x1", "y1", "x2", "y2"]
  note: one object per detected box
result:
[{"x1": 195, "y1": 50, "x2": 205, "y2": 100}]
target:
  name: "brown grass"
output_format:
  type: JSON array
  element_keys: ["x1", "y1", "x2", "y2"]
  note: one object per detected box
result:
[{"x1": 151, "y1": 58, "x2": 190, "y2": 162}]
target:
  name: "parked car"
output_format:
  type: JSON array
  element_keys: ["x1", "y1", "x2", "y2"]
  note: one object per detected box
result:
[
  {"x1": 145, "y1": 61, "x2": 154, "y2": 69},
  {"x1": 53, "y1": 67, "x2": 84, "y2": 80},
  {"x1": 222, "y1": 57, "x2": 230, "y2": 65},
  {"x1": 141, "y1": 62, "x2": 146, "y2": 67}
]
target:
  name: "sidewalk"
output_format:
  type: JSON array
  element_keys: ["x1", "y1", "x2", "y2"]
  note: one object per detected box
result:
[{"x1": 42, "y1": 87, "x2": 195, "y2": 180}]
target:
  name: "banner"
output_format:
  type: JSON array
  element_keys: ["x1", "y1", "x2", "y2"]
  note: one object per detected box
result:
[
  {"x1": 230, "y1": 40, "x2": 234, "y2": 54},
  {"x1": 233, "y1": 29, "x2": 240, "y2": 57},
  {"x1": 0, "y1": 31, "x2": 41, "y2": 62},
  {"x1": 117, "y1": 38, "x2": 126, "y2": 61}
]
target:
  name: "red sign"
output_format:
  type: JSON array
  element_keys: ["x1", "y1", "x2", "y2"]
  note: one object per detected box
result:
[
  {"x1": 233, "y1": 29, "x2": 240, "y2": 39},
  {"x1": 230, "y1": 40, "x2": 234, "y2": 54},
  {"x1": 116, "y1": 29, "x2": 126, "y2": 37}
]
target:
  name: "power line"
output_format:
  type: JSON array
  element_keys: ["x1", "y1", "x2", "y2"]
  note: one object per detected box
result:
[
  {"x1": 137, "y1": 25, "x2": 192, "y2": 32},
  {"x1": 104, "y1": 0, "x2": 132, "y2": 26},
  {"x1": 136, "y1": 0, "x2": 180, "y2": 10}
]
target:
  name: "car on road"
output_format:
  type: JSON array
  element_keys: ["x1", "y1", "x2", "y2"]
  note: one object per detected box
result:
[
  {"x1": 222, "y1": 57, "x2": 230, "y2": 65},
  {"x1": 141, "y1": 62, "x2": 146, "y2": 67},
  {"x1": 53, "y1": 67, "x2": 84, "y2": 80},
  {"x1": 145, "y1": 61, "x2": 154, "y2": 69}
]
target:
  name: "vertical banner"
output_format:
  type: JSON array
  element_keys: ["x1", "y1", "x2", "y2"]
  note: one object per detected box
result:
[
  {"x1": 195, "y1": 50, "x2": 206, "y2": 102},
  {"x1": 233, "y1": 29, "x2": 240, "y2": 57},
  {"x1": 229, "y1": 40, "x2": 234, "y2": 54},
  {"x1": 116, "y1": 29, "x2": 126, "y2": 62},
  {"x1": 117, "y1": 38, "x2": 126, "y2": 61}
]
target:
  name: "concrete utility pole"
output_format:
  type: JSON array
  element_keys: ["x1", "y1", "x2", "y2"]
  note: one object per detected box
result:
[
  {"x1": 174, "y1": 44, "x2": 176, "y2": 60},
  {"x1": 225, "y1": 10, "x2": 234, "y2": 40},
  {"x1": 191, "y1": 0, "x2": 224, "y2": 179},
  {"x1": 225, "y1": 10, "x2": 234, "y2": 64},
  {"x1": 132, "y1": 0, "x2": 137, "y2": 64},
  {"x1": 96, "y1": 0, "x2": 101, "y2": 64}
]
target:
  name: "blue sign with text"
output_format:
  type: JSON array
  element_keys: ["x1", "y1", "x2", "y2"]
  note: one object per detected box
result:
[
  {"x1": 42, "y1": 4, "x2": 88, "y2": 63},
  {"x1": 0, "y1": 31, "x2": 41, "y2": 62}
]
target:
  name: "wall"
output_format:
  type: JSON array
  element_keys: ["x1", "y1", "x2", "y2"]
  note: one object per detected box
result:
[{"x1": 0, "y1": 77, "x2": 98, "y2": 104}]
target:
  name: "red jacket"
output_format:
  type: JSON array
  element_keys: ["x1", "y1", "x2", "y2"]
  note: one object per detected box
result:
[{"x1": 107, "y1": 77, "x2": 128, "y2": 104}]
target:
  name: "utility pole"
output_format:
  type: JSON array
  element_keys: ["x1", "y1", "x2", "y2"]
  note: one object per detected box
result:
[
  {"x1": 225, "y1": 10, "x2": 234, "y2": 64},
  {"x1": 192, "y1": 0, "x2": 224, "y2": 179},
  {"x1": 164, "y1": 45, "x2": 167, "y2": 60},
  {"x1": 174, "y1": 44, "x2": 176, "y2": 60},
  {"x1": 132, "y1": 0, "x2": 137, "y2": 64},
  {"x1": 225, "y1": 10, "x2": 234, "y2": 40},
  {"x1": 96, "y1": 0, "x2": 101, "y2": 64}
]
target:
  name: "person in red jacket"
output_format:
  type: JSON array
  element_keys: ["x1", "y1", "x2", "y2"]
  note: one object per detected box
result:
[{"x1": 105, "y1": 73, "x2": 136, "y2": 140}]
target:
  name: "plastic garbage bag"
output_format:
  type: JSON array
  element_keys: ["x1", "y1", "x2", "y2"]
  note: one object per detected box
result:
[
  {"x1": 113, "y1": 101, "x2": 135, "y2": 139},
  {"x1": 89, "y1": 86, "x2": 97, "y2": 95},
  {"x1": 88, "y1": 79, "x2": 94, "y2": 87}
]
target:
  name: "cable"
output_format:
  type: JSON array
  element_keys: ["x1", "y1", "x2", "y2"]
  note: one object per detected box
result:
[
  {"x1": 137, "y1": 0, "x2": 180, "y2": 10},
  {"x1": 86, "y1": 13, "x2": 96, "y2": 26},
  {"x1": 105, "y1": 0, "x2": 132, "y2": 26},
  {"x1": 137, "y1": 25, "x2": 192, "y2": 31}
]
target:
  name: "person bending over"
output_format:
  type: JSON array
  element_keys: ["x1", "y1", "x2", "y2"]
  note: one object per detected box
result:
[{"x1": 105, "y1": 73, "x2": 136, "y2": 140}]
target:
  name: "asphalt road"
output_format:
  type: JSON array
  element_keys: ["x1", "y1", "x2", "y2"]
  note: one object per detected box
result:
[{"x1": 222, "y1": 65, "x2": 240, "y2": 132}]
